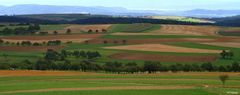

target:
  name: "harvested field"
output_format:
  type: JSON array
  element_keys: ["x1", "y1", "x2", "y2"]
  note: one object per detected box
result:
[
  {"x1": 0, "y1": 34, "x2": 102, "y2": 43},
  {"x1": 150, "y1": 25, "x2": 220, "y2": 36},
  {"x1": 201, "y1": 42, "x2": 240, "y2": 48},
  {"x1": 110, "y1": 53, "x2": 218, "y2": 62},
  {"x1": 44, "y1": 24, "x2": 111, "y2": 34},
  {"x1": 65, "y1": 24, "x2": 111, "y2": 32},
  {"x1": 0, "y1": 46, "x2": 64, "y2": 52},
  {"x1": 0, "y1": 70, "x2": 99, "y2": 77},
  {"x1": 104, "y1": 44, "x2": 221, "y2": 53},
  {"x1": 0, "y1": 86, "x2": 193, "y2": 94}
]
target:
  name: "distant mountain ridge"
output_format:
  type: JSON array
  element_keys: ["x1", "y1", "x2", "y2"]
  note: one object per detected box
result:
[{"x1": 0, "y1": 4, "x2": 240, "y2": 17}]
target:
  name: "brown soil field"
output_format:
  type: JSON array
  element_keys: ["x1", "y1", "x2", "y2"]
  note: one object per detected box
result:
[
  {"x1": 104, "y1": 44, "x2": 221, "y2": 53},
  {"x1": 0, "y1": 46, "x2": 64, "y2": 52},
  {"x1": 201, "y1": 42, "x2": 240, "y2": 48},
  {"x1": 222, "y1": 27, "x2": 240, "y2": 32},
  {"x1": 0, "y1": 70, "x2": 100, "y2": 77},
  {"x1": 110, "y1": 53, "x2": 218, "y2": 62},
  {"x1": 2, "y1": 38, "x2": 91, "y2": 43},
  {"x1": 150, "y1": 25, "x2": 220, "y2": 36},
  {"x1": 1, "y1": 86, "x2": 194, "y2": 94},
  {"x1": 87, "y1": 37, "x2": 236, "y2": 44},
  {"x1": 0, "y1": 34, "x2": 102, "y2": 43},
  {"x1": 65, "y1": 24, "x2": 111, "y2": 32},
  {"x1": 0, "y1": 34, "x2": 102, "y2": 40}
]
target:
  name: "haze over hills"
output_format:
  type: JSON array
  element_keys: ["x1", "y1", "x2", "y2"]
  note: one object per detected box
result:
[{"x1": 0, "y1": 4, "x2": 240, "y2": 17}]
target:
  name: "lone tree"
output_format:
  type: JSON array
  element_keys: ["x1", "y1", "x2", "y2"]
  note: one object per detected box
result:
[
  {"x1": 220, "y1": 50, "x2": 234, "y2": 59},
  {"x1": 102, "y1": 29, "x2": 107, "y2": 33},
  {"x1": 219, "y1": 75, "x2": 229, "y2": 86},
  {"x1": 53, "y1": 31, "x2": 58, "y2": 35},
  {"x1": 122, "y1": 40, "x2": 127, "y2": 44},
  {"x1": 103, "y1": 40, "x2": 108, "y2": 44},
  {"x1": 85, "y1": 40, "x2": 89, "y2": 44},
  {"x1": 66, "y1": 29, "x2": 72, "y2": 34},
  {"x1": 95, "y1": 30, "x2": 99, "y2": 33},
  {"x1": 88, "y1": 29, "x2": 93, "y2": 34}
]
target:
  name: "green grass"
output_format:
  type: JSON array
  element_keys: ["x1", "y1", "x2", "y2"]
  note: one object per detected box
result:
[
  {"x1": 0, "y1": 89, "x2": 217, "y2": 95},
  {"x1": 40, "y1": 24, "x2": 70, "y2": 31},
  {"x1": 218, "y1": 31, "x2": 240, "y2": 36},
  {"x1": 0, "y1": 73, "x2": 239, "y2": 95},
  {"x1": 108, "y1": 23, "x2": 160, "y2": 33}
]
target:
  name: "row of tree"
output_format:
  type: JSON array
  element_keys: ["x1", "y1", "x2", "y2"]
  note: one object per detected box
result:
[
  {"x1": 1, "y1": 58, "x2": 240, "y2": 73},
  {"x1": 45, "y1": 49, "x2": 102, "y2": 61},
  {"x1": 0, "y1": 40, "x2": 62, "y2": 46},
  {"x1": 0, "y1": 24, "x2": 40, "y2": 35}
]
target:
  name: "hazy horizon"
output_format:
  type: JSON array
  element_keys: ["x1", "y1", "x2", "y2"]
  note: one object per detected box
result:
[{"x1": 0, "y1": 0, "x2": 240, "y2": 11}]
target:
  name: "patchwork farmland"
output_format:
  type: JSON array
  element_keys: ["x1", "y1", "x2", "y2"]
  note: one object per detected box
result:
[{"x1": 0, "y1": 22, "x2": 240, "y2": 95}]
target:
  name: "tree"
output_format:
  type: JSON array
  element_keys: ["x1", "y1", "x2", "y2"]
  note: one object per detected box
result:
[
  {"x1": 219, "y1": 75, "x2": 229, "y2": 86},
  {"x1": 66, "y1": 29, "x2": 72, "y2": 34},
  {"x1": 95, "y1": 30, "x2": 99, "y2": 33},
  {"x1": 201, "y1": 63, "x2": 214, "y2": 72},
  {"x1": 231, "y1": 62, "x2": 240, "y2": 72},
  {"x1": 0, "y1": 39, "x2": 4, "y2": 45},
  {"x1": 45, "y1": 49, "x2": 60, "y2": 61},
  {"x1": 124, "y1": 62, "x2": 139, "y2": 74},
  {"x1": 220, "y1": 50, "x2": 234, "y2": 59},
  {"x1": 220, "y1": 50, "x2": 227, "y2": 59},
  {"x1": 88, "y1": 29, "x2": 93, "y2": 34},
  {"x1": 85, "y1": 40, "x2": 89, "y2": 44},
  {"x1": 122, "y1": 40, "x2": 127, "y2": 44},
  {"x1": 143, "y1": 61, "x2": 161, "y2": 74},
  {"x1": 102, "y1": 29, "x2": 107, "y2": 33},
  {"x1": 113, "y1": 40, "x2": 118, "y2": 44},
  {"x1": 103, "y1": 40, "x2": 108, "y2": 44},
  {"x1": 54, "y1": 31, "x2": 58, "y2": 35}
]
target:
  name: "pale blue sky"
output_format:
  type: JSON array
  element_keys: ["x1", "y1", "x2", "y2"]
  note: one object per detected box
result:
[{"x1": 0, "y1": 0, "x2": 239, "y2": 10}]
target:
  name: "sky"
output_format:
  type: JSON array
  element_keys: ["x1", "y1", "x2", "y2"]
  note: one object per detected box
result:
[{"x1": 0, "y1": 0, "x2": 239, "y2": 10}]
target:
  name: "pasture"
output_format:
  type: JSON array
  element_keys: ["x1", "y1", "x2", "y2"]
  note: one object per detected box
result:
[{"x1": 0, "y1": 70, "x2": 240, "y2": 95}]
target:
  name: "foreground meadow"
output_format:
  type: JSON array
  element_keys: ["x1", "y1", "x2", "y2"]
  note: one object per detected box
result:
[{"x1": 0, "y1": 70, "x2": 239, "y2": 95}]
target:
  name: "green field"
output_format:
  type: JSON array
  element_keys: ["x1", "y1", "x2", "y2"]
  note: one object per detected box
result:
[
  {"x1": 108, "y1": 23, "x2": 161, "y2": 33},
  {"x1": 0, "y1": 72, "x2": 239, "y2": 95}
]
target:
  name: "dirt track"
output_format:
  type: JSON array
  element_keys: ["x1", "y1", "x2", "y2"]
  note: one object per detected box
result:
[
  {"x1": 104, "y1": 44, "x2": 221, "y2": 53},
  {"x1": 65, "y1": 24, "x2": 111, "y2": 32},
  {"x1": 0, "y1": 34, "x2": 102, "y2": 40},
  {"x1": 0, "y1": 46, "x2": 64, "y2": 52},
  {"x1": 0, "y1": 86, "x2": 194, "y2": 94},
  {"x1": 110, "y1": 53, "x2": 218, "y2": 62},
  {"x1": 0, "y1": 70, "x2": 99, "y2": 76}
]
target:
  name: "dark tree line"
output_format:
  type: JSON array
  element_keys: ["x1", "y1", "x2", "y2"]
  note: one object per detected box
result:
[
  {"x1": 1, "y1": 58, "x2": 240, "y2": 73},
  {"x1": 0, "y1": 16, "x2": 213, "y2": 25},
  {"x1": 0, "y1": 24, "x2": 40, "y2": 35},
  {"x1": 0, "y1": 40, "x2": 62, "y2": 46},
  {"x1": 45, "y1": 49, "x2": 101, "y2": 61}
]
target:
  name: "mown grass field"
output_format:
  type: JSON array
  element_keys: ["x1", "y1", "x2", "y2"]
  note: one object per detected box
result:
[
  {"x1": 108, "y1": 24, "x2": 161, "y2": 33},
  {"x1": 0, "y1": 71, "x2": 239, "y2": 95}
]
